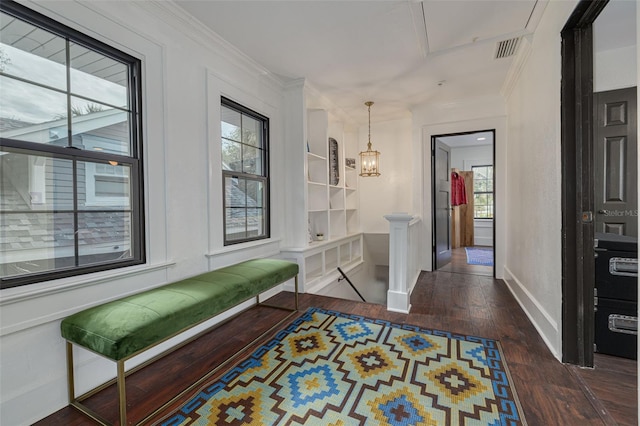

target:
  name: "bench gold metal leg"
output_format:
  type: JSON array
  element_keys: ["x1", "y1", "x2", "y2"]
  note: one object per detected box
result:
[
  {"x1": 66, "y1": 340, "x2": 114, "y2": 425},
  {"x1": 118, "y1": 360, "x2": 126, "y2": 425},
  {"x1": 66, "y1": 342, "x2": 75, "y2": 404},
  {"x1": 258, "y1": 274, "x2": 299, "y2": 312}
]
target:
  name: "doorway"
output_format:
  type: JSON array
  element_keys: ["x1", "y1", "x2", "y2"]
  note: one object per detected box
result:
[
  {"x1": 431, "y1": 130, "x2": 495, "y2": 277},
  {"x1": 561, "y1": 0, "x2": 637, "y2": 366}
]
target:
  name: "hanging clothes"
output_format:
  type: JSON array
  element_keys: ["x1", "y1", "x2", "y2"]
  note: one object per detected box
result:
[{"x1": 451, "y1": 171, "x2": 467, "y2": 206}]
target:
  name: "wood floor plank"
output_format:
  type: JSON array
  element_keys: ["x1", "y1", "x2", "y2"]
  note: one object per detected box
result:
[{"x1": 34, "y1": 271, "x2": 636, "y2": 425}]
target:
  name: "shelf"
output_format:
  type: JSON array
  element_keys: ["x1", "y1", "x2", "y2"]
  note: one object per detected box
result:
[
  {"x1": 307, "y1": 152, "x2": 327, "y2": 161},
  {"x1": 340, "y1": 243, "x2": 351, "y2": 265},
  {"x1": 305, "y1": 252, "x2": 324, "y2": 282},
  {"x1": 325, "y1": 247, "x2": 338, "y2": 271},
  {"x1": 296, "y1": 105, "x2": 360, "y2": 290}
]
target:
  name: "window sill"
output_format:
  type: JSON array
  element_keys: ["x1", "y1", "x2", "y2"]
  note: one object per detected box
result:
[
  {"x1": 206, "y1": 238, "x2": 282, "y2": 257},
  {"x1": 0, "y1": 261, "x2": 175, "y2": 307}
]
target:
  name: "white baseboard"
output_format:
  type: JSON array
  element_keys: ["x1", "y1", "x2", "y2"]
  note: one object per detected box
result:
[
  {"x1": 502, "y1": 266, "x2": 561, "y2": 360},
  {"x1": 474, "y1": 237, "x2": 493, "y2": 246}
]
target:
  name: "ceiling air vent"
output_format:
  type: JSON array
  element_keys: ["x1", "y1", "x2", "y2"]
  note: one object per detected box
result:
[{"x1": 495, "y1": 37, "x2": 520, "y2": 59}]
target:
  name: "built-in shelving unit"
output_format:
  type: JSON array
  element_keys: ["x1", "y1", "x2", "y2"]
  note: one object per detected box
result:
[
  {"x1": 281, "y1": 82, "x2": 361, "y2": 292},
  {"x1": 305, "y1": 108, "x2": 359, "y2": 245},
  {"x1": 285, "y1": 233, "x2": 363, "y2": 292}
]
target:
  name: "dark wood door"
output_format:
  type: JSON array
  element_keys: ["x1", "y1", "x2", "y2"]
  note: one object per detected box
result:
[
  {"x1": 594, "y1": 87, "x2": 637, "y2": 237},
  {"x1": 434, "y1": 139, "x2": 452, "y2": 268}
]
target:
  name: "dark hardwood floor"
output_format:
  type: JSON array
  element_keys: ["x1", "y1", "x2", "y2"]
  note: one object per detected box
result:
[
  {"x1": 438, "y1": 246, "x2": 493, "y2": 277},
  {"x1": 36, "y1": 271, "x2": 636, "y2": 425}
]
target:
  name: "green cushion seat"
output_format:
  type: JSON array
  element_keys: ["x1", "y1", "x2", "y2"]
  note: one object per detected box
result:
[{"x1": 61, "y1": 258, "x2": 298, "y2": 361}]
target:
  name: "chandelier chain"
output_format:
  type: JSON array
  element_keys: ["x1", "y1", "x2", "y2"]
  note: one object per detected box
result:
[{"x1": 368, "y1": 103, "x2": 371, "y2": 146}]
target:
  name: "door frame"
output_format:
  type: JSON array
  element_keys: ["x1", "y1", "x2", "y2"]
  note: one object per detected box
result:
[
  {"x1": 431, "y1": 129, "x2": 496, "y2": 277},
  {"x1": 560, "y1": 0, "x2": 608, "y2": 367}
]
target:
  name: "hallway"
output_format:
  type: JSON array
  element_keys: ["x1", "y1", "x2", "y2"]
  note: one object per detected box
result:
[
  {"x1": 37, "y1": 271, "x2": 636, "y2": 425},
  {"x1": 437, "y1": 246, "x2": 493, "y2": 277}
]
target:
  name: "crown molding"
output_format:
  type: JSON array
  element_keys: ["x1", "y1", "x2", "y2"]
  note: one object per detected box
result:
[{"x1": 501, "y1": 35, "x2": 533, "y2": 100}]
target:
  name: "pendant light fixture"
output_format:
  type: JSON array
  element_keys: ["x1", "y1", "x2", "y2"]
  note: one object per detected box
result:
[{"x1": 359, "y1": 101, "x2": 381, "y2": 177}]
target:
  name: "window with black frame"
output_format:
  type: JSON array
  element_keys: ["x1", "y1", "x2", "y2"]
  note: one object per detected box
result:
[
  {"x1": 0, "y1": 2, "x2": 144, "y2": 288},
  {"x1": 221, "y1": 98, "x2": 269, "y2": 245},
  {"x1": 472, "y1": 165, "x2": 493, "y2": 219}
]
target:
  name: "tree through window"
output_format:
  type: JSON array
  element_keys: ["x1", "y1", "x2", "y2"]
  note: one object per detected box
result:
[{"x1": 472, "y1": 165, "x2": 493, "y2": 219}]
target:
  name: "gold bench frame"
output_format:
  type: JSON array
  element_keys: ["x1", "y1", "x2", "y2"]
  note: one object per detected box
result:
[{"x1": 66, "y1": 277, "x2": 298, "y2": 425}]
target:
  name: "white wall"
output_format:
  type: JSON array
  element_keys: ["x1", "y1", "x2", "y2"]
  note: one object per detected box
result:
[
  {"x1": 593, "y1": 0, "x2": 637, "y2": 93},
  {"x1": 0, "y1": 2, "x2": 289, "y2": 425},
  {"x1": 412, "y1": 95, "x2": 507, "y2": 278},
  {"x1": 359, "y1": 116, "x2": 413, "y2": 233},
  {"x1": 450, "y1": 144, "x2": 492, "y2": 171},
  {"x1": 503, "y1": 0, "x2": 580, "y2": 361}
]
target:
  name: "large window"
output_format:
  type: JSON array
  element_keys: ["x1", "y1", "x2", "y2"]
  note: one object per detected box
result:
[
  {"x1": 221, "y1": 98, "x2": 269, "y2": 245},
  {"x1": 0, "y1": 2, "x2": 144, "y2": 288},
  {"x1": 472, "y1": 165, "x2": 493, "y2": 219}
]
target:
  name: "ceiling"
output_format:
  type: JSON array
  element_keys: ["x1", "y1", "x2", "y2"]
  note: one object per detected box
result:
[
  {"x1": 437, "y1": 131, "x2": 493, "y2": 149},
  {"x1": 174, "y1": 0, "x2": 632, "y2": 125},
  {"x1": 175, "y1": 0, "x2": 547, "y2": 124}
]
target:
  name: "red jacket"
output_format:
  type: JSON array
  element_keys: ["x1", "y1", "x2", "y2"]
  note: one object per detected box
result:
[{"x1": 451, "y1": 172, "x2": 467, "y2": 206}]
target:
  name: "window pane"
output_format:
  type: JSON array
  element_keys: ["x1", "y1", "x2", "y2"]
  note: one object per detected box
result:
[
  {"x1": 247, "y1": 208, "x2": 264, "y2": 237},
  {"x1": 77, "y1": 161, "x2": 131, "y2": 210},
  {"x1": 69, "y1": 42, "x2": 129, "y2": 108},
  {"x1": 0, "y1": 13, "x2": 67, "y2": 90},
  {"x1": 95, "y1": 175, "x2": 128, "y2": 197},
  {"x1": 242, "y1": 145, "x2": 262, "y2": 175},
  {"x1": 0, "y1": 76, "x2": 69, "y2": 144},
  {"x1": 70, "y1": 97, "x2": 131, "y2": 155},
  {"x1": 242, "y1": 115, "x2": 261, "y2": 147},
  {"x1": 225, "y1": 207, "x2": 246, "y2": 241},
  {"x1": 222, "y1": 139, "x2": 242, "y2": 172},
  {"x1": 245, "y1": 180, "x2": 263, "y2": 207},
  {"x1": 0, "y1": 151, "x2": 74, "y2": 210},
  {"x1": 225, "y1": 176, "x2": 246, "y2": 207},
  {"x1": 0, "y1": 212, "x2": 74, "y2": 278},
  {"x1": 221, "y1": 106, "x2": 241, "y2": 142},
  {"x1": 77, "y1": 211, "x2": 132, "y2": 266},
  {"x1": 474, "y1": 166, "x2": 492, "y2": 179}
]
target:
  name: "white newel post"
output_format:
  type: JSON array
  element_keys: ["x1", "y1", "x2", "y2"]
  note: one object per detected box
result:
[{"x1": 384, "y1": 213, "x2": 413, "y2": 313}]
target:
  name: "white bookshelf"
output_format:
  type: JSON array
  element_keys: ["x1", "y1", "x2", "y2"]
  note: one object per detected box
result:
[{"x1": 282, "y1": 84, "x2": 361, "y2": 292}]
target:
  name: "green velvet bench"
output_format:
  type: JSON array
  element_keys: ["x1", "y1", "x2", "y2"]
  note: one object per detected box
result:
[{"x1": 61, "y1": 258, "x2": 298, "y2": 425}]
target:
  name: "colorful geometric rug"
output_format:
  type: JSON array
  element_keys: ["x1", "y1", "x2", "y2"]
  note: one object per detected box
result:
[
  {"x1": 159, "y1": 307, "x2": 525, "y2": 425},
  {"x1": 465, "y1": 247, "x2": 494, "y2": 266}
]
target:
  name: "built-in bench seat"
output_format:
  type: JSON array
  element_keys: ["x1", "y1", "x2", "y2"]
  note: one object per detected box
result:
[{"x1": 61, "y1": 258, "x2": 298, "y2": 425}]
